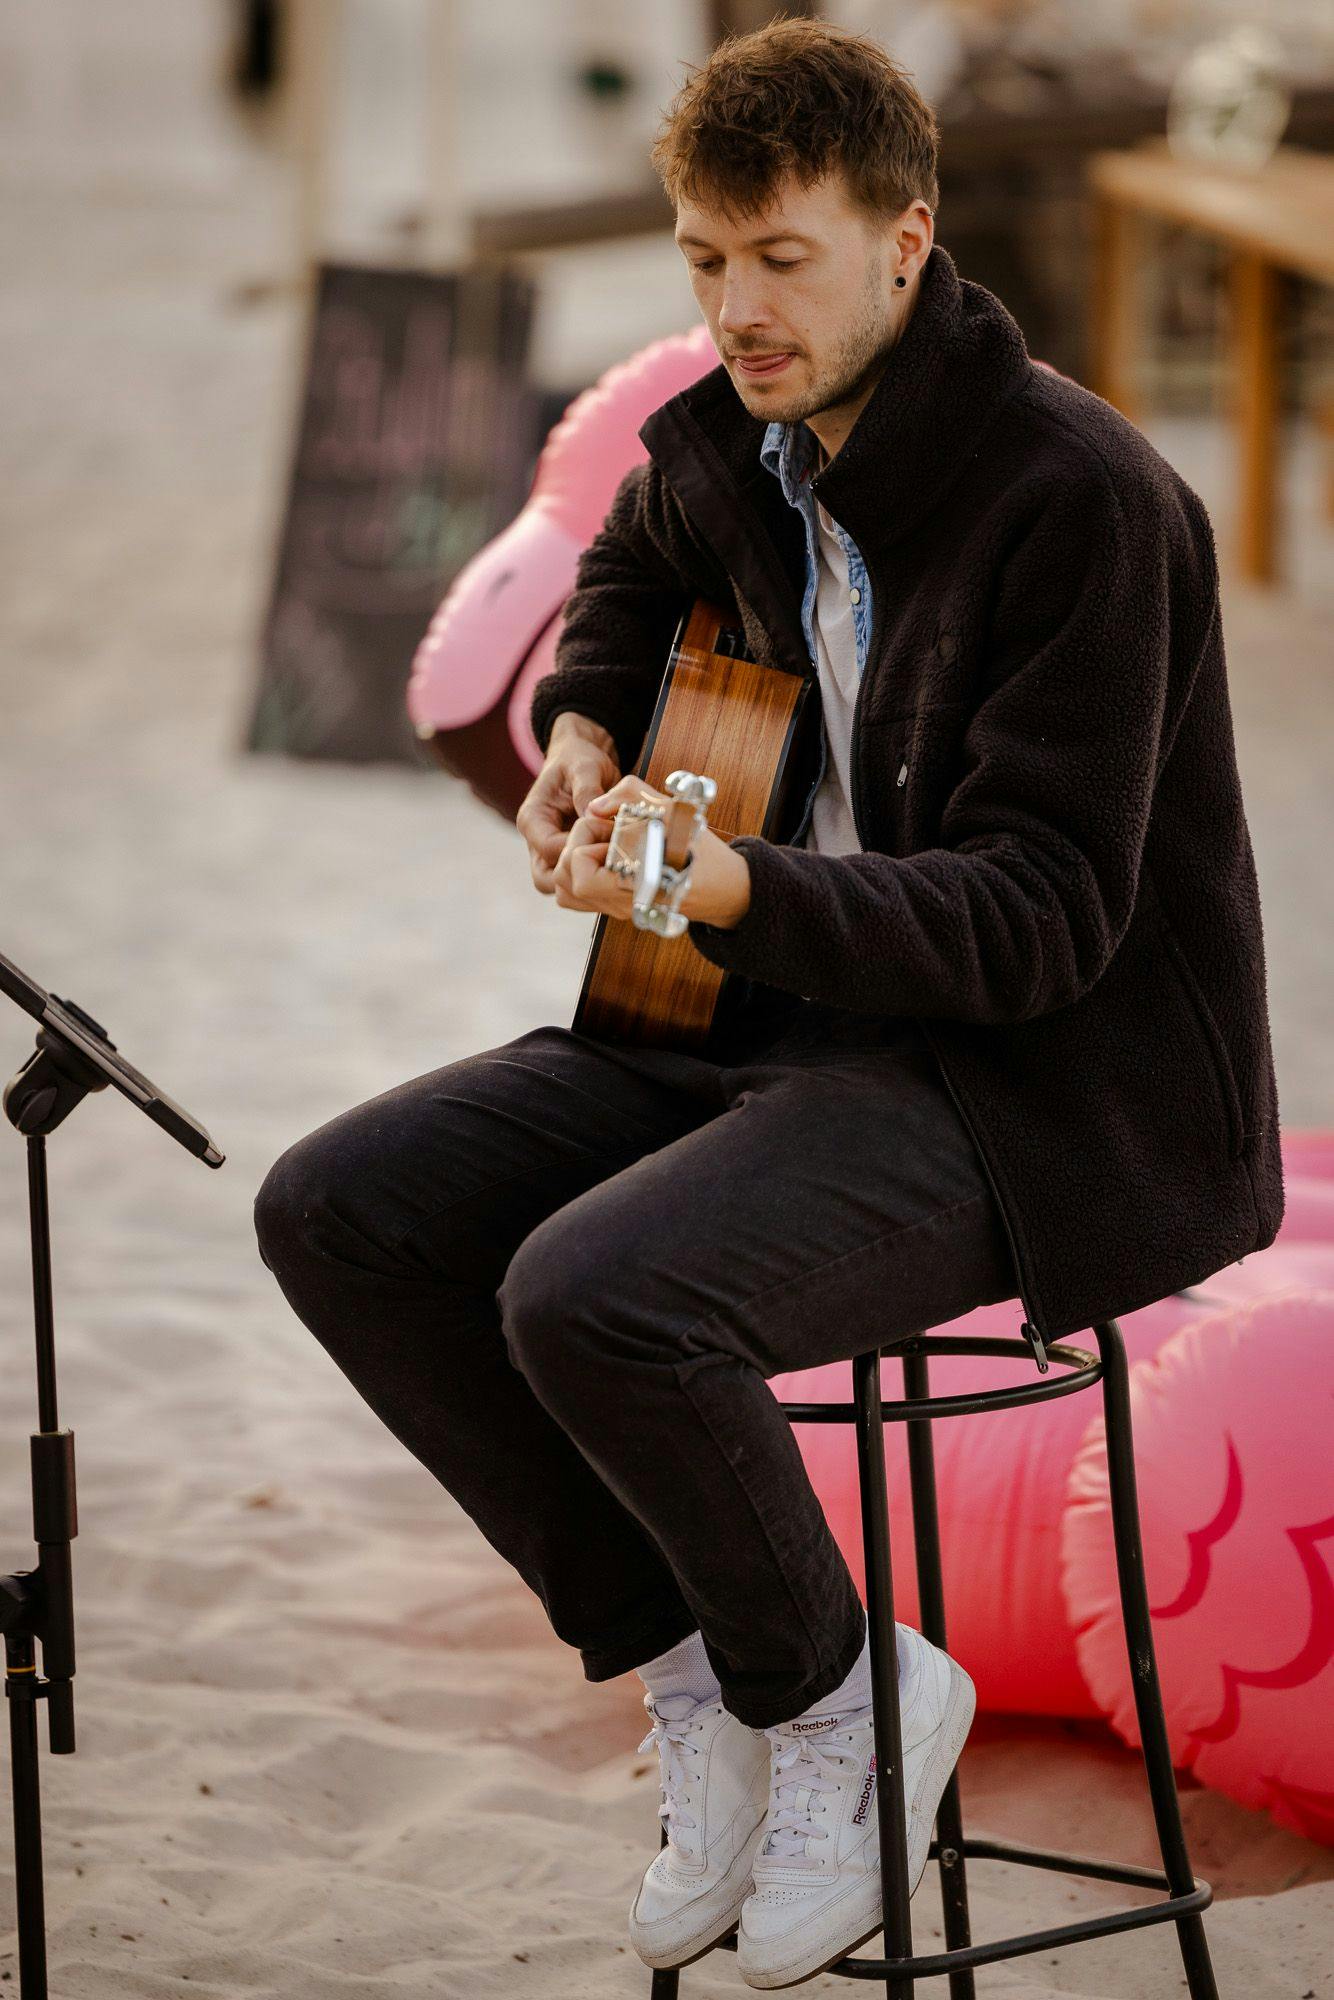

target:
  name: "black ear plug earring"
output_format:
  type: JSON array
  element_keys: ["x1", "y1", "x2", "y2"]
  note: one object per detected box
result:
[{"x1": 894, "y1": 274, "x2": 907, "y2": 288}]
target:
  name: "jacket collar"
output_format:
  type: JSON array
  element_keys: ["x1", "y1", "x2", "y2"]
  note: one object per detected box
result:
[
  {"x1": 760, "y1": 417, "x2": 817, "y2": 502},
  {"x1": 639, "y1": 242, "x2": 1034, "y2": 584}
]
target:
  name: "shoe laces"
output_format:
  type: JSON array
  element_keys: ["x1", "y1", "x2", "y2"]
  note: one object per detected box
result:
[
  {"x1": 758, "y1": 1710, "x2": 869, "y2": 1863},
  {"x1": 637, "y1": 1691, "x2": 715, "y2": 1847}
]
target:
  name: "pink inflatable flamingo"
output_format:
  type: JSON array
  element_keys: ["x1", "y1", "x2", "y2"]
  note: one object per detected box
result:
[
  {"x1": 406, "y1": 324, "x2": 718, "y2": 815},
  {"x1": 1064, "y1": 1291, "x2": 1334, "y2": 1843}
]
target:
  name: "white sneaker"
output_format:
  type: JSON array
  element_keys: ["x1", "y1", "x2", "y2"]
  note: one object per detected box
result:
[
  {"x1": 628, "y1": 1688, "x2": 771, "y2": 1970},
  {"x1": 736, "y1": 1629, "x2": 975, "y2": 1990}
]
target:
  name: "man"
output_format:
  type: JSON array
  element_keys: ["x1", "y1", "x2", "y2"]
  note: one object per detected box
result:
[{"x1": 255, "y1": 17, "x2": 1283, "y2": 1991}]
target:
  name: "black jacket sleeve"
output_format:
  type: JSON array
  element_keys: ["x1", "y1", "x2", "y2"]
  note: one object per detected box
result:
[
  {"x1": 687, "y1": 470, "x2": 1218, "y2": 1022},
  {"x1": 529, "y1": 463, "x2": 692, "y2": 775}
]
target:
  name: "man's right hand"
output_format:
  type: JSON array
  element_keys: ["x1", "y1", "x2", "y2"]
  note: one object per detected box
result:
[{"x1": 517, "y1": 711, "x2": 623, "y2": 895}]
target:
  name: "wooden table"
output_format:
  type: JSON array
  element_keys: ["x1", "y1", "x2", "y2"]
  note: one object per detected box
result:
[{"x1": 1088, "y1": 139, "x2": 1334, "y2": 585}]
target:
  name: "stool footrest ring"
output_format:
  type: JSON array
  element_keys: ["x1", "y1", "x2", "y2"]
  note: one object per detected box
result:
[
  {"x1": 710, "y1": 1836, "x2": 1212, "y2": 1980},
  {"x1": 779, "y1": 1335, "x2": 1102, "y2": 1424}
]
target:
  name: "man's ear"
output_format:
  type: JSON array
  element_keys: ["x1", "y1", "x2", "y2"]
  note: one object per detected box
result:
[{"x1": 894, "y1": 199, "x2": 934, "y2": 276}]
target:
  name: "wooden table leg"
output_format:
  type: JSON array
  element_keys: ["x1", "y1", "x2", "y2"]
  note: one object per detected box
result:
[
  {"x1": 1318, "y1": 395, "x2": 1334, "y2": 523},
  {"x1": 1090, "y1": 193, "x2": 1144, "y2": 423},
  {"x1": 1230, "y1": 251, "x2": 1281, "y2": 586}
]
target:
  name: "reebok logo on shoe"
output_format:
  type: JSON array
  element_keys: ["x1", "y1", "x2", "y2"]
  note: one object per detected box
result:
[{"x1": 850, "y1": 1752, "x2": 877, "y2": 1827}]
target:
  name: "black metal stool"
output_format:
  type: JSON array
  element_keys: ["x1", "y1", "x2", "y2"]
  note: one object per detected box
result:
[{"x1": 646, "y1": 1319, "x2": 1218, "y2": 1998}]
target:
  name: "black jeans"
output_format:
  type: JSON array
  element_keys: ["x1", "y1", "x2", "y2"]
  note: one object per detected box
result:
[{"x1": 252, "y1": 978, "x2": 1017, "y2": 1729}]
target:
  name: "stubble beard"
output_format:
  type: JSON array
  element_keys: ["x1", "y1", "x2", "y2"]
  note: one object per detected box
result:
[{"x1": 734, "y1": 262, "x2": 895, "y2": 429}]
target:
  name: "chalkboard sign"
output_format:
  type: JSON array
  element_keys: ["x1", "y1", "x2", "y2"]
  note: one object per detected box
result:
[{"x1": 246, "y1": 261, "x2": 537, "y2": 765}]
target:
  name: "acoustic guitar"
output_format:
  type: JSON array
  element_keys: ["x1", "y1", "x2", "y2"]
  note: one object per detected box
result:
[{"x1": 571, "y1": 599, "x2": 815, "y2": 1053}]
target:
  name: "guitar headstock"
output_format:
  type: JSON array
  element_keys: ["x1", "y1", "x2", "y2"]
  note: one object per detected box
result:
[{"x1": 604, "y1": 771, "x2": 718, "y2": 938}]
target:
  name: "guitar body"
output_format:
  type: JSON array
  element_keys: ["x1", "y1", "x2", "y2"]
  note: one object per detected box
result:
[{"x1": 572, "y1": 600, "x2": 813, "y2": 1053}]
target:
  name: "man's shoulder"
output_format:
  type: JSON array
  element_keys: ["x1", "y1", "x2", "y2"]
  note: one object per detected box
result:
[{"x1": 997, "y1": 361, "x2": 1211, "y2": 544}]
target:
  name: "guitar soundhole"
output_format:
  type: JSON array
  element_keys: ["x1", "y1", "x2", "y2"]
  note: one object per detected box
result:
[{"x1": 712, "y1": 623, "x2": 752, "y2": 661}]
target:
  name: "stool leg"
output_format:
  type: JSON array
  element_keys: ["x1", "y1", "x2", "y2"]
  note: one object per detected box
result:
[
  {"x1": 901, "y1": 1348, "x2": 976, "y2": 2000},
  {"x1": 1095, "y1": 1320, "x2": 1219, "y2": 2000},
  {"x1": 854, "y1": 1347, "x2": 915, "y2": 2000}
]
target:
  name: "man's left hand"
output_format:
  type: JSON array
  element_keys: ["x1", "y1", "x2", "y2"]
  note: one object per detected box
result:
[{"x1": 550, "y1": 775, "x2": 752, "y2": 930}]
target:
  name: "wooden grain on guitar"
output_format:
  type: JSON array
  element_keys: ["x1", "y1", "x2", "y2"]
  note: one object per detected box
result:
[{"x1": 572, "y1": 599, "x2": 810, "y2": 1052}]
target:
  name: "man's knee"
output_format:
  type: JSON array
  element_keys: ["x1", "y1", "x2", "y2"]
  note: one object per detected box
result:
[
  {"x1": 253, "y1": 1135, "x2": 325, "y2": 1275},
  {"x1": 497, "y1": 1209, "x2": 606, "y2": 1388},
  {"x1": 255, "y1": 1106, "x2": 381, "y2": 1275},
  {"x1": 497, "y1": 1206, "x2": 681, "y2": 1400}
]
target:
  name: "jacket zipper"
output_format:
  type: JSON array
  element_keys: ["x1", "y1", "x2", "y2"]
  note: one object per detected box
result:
[
  {"x1": 847, "y1": 578, "x2": 879, "y2": 846},
  {"x1": 790, "y1": 722, "x2": 824, "y2": 846},
  {"x1": 678, "y1": 438, "x2": 1051, "y2": 1366},
  {"x1": 846, "y1": 599, "x2": 1049, "y2": 1364},
  {"x1": 913, "y1": 1012, "x2": 1049, "y2": 1365}
]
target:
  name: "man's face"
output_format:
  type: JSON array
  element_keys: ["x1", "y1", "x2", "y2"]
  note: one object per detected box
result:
[{"x1": 674, "y1": 170, "x2": 925, "y2": 429}]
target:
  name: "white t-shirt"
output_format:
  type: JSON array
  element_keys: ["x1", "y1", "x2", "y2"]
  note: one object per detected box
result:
[{"x1": 798, "y1": 489, "x2": 865, "y2": 856}]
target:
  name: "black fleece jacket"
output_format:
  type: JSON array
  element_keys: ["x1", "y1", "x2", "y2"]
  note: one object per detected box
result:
[{"x1": 530, "y1": 242, "x2": 1284, "y2": 1346}]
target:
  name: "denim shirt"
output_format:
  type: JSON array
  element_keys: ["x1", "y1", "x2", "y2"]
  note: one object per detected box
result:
[{"x1": 759, "y1": 420, "x2": 874, "y2": 846}]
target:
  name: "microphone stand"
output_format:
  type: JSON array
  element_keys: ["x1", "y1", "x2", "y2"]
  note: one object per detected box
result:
[{"x1": 1, "y1": 948, "x2": 223, "y2": 1997}]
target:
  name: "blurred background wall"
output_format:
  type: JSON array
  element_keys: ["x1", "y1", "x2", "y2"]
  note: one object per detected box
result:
[{"x1": 3, "y1": 1, "x2": 1331, "y2": 388}]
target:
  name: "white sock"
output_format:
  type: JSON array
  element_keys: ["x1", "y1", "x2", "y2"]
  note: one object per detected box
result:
[
  {"x1": 635, "y1": 1627, "x2": 722, "y2": 1707},
  {"x1": 790, "y1": 1619, "x2": 912, "y2": 1723}
]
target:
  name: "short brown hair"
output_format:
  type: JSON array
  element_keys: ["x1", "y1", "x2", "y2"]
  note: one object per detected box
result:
[{"x1": 651, "y1": 16, "x2": 939, "y2": 223}]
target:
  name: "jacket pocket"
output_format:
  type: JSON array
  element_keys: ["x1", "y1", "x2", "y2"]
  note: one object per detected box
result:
[
  {"x1": 886, "y1": 729, "x2": 917, "y2": 857},
  {"x1": 890, "y1": 701, "x2": 967, "y2": 856},
  {"x1": 1159, "y1": 923, "x2": 1245, "y2": 1160}
]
